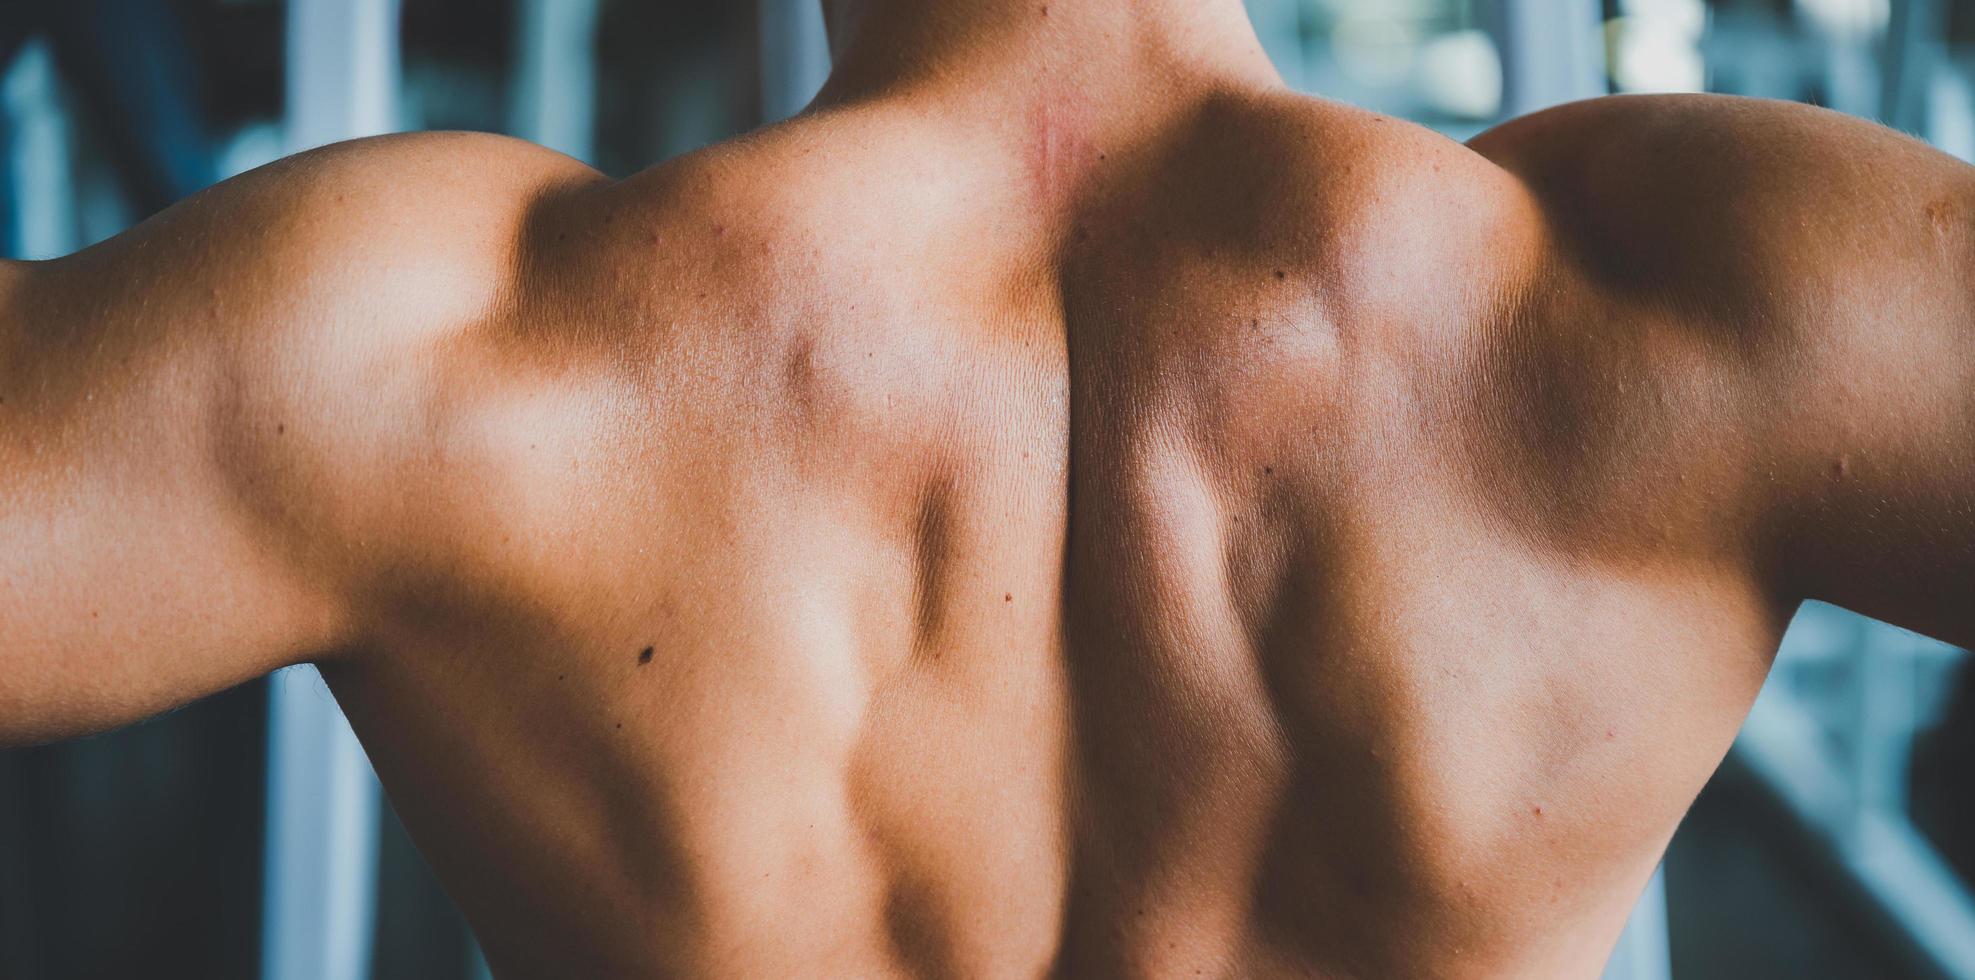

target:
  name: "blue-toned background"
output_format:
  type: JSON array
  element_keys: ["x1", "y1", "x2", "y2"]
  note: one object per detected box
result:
[{"x1": 0, "y1": 1, "x2": 1968, "y2": 978}]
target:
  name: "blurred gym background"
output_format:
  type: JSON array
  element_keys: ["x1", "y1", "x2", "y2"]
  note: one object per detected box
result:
[{"x1": 0, "y1": 0, "x2": 1968, "y2": 978}]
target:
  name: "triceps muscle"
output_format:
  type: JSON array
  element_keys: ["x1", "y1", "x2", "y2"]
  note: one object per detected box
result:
[{"x1": 0, "y1": 249, "x2": 344, "y2": 746}]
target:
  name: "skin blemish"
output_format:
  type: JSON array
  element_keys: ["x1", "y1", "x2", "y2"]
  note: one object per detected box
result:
[
  {"x1": 1926, "y1": 197, "x2": 1957, "y2": 237},
  {"x1": 1831, "y1": 454, "x2": 1853, "y2": 480},
  {"x1": 1004, "y1": 593, "x2": 1014, "y2": 603},
  {"x1": 1264, "y1": 466, "x2": 1274, "y2": 475},
  {"x1": 276, "y1": 423, "x2": 285, "y2": 435},
  {"x1": 1274, "y1": 269, "x2": 1287, "y2": 280},
  {"x1": 1531, "y1": 804, "x2": 1544, "y2": 818},
  {"x1": 638, "y1": 646, "x2": 655, "y2": 666},
  {"x1": 1074, "y1": 226, "x2": 1090, "y2": 243}
]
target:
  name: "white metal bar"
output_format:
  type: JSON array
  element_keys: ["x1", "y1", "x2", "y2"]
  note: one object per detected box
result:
[
  {"x1": 1600, "y1": 867, "x2": 1672, "y2": 980},
  {"x1": 1882, "y1": 0, "x2": 1945, "y2": 131},
  {"x1": 1927, "y1": 61, "x2": 1975, "y2": 162},
  {"x1": 264, "y1": 677, "x2": 383, "y2": 980},
  {"x1": 1740, "y1": 679, "x2": 1975, "y2": 979},
  {"x1": 510, "y1": 0, "x2": 600, "y2": 162},
  {"x1": 1488, "y1": 0, "x2": 1606, "y2": 117},
  {"x1": 1, "y1": 41, "x2": 77, "y2": 260},
  {"x1": 264, "y1": 3, "x2": 400, "y2": 979},
  {"x1": 1795, "y1": 0, "x2": 1886, "y2": 121},
  {"x1": 1853, "y1": 621, "x2": 1919, "y2": 836},
  {"x1": 1243, "y1": 0, "x2": 1307, "y2": 90},
  {"x1": 285, "y1": 0, "x2": 402, "y2": 152},
  {"x1": 758, "y1": 0, "x2": 831, "y2": 123}
]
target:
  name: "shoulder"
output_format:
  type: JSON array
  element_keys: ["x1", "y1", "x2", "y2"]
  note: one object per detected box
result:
[
  {"x1": 38, "y1": 130, "x2": 613, "y2": 369},
  {"x1": 20, "y1": 130, "x2": 612, "y2": 407},
  {"x1": 1190, "y1": 90, "x2": 1522, "y2": 240},
  {"x1": 0, "y1": 131, "x2": 618, "y2": 684},
  {"x1": 1466, "y1": 93, "x2": 1974, "y2": 308},
  {"x1": 1455, "y1": 92, "x2": 1975, "y2": 438},
  {"x1": 195, "y1": 131, "x2": 605, "y2": 310},
  {"x1": 1157, "y1": 91, "x2": 1546, "y2": 324},
  {"x1": 1466, "y1": 90, "x2": 1930, "y2": 173},
  {"x1": 107, "y1": 133, "x2": 611, "y2": 617},
  {"x1": 236, "y1": 129, "x2": 603, "y2": 225},
  {"x1": 170, "y1": 130, "x2": 603, "y2": 258},
  {"x1": 1472, "y1": 97, "x2": 1975, "y2": 641},
  {"x1": 1446, "y1": 95, "x2": 1975, "y2": 562}
]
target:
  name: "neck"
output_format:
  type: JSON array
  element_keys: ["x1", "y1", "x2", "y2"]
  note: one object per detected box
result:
[{"x1": 814, "y1": 0, "x2": 1281, "y2": 106}]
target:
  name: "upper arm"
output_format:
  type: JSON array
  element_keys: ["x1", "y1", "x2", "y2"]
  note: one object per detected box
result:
[
  {"x1": 0, "y1": 131, "x2": 598, "y2": 744},
  {"x1": 1472, "y1": 94, "x2": 1975, "y2": 648}
]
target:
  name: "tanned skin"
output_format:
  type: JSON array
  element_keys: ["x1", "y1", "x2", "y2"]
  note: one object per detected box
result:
[{"x1": 2, "y1": 0, "x2": 1971, "y2": 975}]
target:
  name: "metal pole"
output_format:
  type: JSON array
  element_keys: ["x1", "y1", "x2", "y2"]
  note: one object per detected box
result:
[
  {"x1": 264, "y1": 3, "x2": 399, "y2": 979},
  {"x1": 1600, "y1": 866, "x2": 1672, "y2": 980},
  {"x1": 1, "y1": 41, "x2": 76, "y2": 260},
  {"x1": 510, "y1": 0, "x2": 600, "y2": 162},
  {"x1": 1244, "y1": 0, "x2": 1307, "y2": 90},
  {"x1": 1927, "y1": 61, "x2": 1975, "y2": 162},
  {"x1": 1881, "y1": 0, "x2": 1946, "y2": 133},
  {"x1": 758, "y1": 0, "x2": 831, "y2": 123},
  {"x1": 1488, "y1": 0, "x2": 1605, "y2": 117}
]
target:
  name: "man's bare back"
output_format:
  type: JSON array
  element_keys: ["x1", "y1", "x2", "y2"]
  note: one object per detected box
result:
[{"x1": 3, "y1": 1, "x2": 1972, "y2": 976}]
